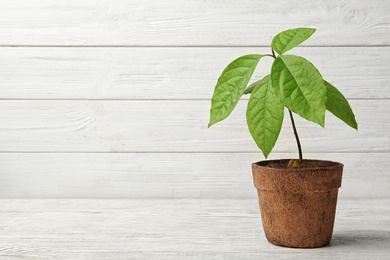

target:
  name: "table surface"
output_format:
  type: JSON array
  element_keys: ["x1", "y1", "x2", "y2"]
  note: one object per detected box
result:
[{"x1": 0, "y1": 199, "x2": 389, "y2": 259}]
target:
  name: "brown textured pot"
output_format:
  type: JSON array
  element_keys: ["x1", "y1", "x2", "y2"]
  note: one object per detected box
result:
[{"x1": 252, "y1": 159, "x2": 343, "y2": 248}]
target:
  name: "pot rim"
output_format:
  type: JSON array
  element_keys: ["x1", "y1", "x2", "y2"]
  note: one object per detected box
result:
[
  {"x1": 252, "y1": 159, "x2": 344, "y2": 172},
  {"x1": 252, "y1": 159, "x2": 343, "y2": 192}
]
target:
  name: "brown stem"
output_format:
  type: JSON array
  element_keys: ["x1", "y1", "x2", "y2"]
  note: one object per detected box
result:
[
  {"x1": 288, "y1": 110, "x2": 303, "y2": 162},
  {"x1": 270, "y1": 46, "x2": 303, "y2": 162},
  {"x1": 271, "y1": 48, "x2": 277, "y2": 59}
]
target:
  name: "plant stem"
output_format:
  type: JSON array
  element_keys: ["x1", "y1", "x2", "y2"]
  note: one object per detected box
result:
[
  {"x1": 270, "y1": 47, "x2": 303, "y2": 162},
  {"x1": 271, "y1": 48, "x2": 277, "y2": 59},
  {"x1": 288, "y1": 110, "x2": 303, "y2": 162}
]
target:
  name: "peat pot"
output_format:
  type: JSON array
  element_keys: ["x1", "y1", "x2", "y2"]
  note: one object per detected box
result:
[{"x1": 252, "y1": 159, "x2": 343, "y2": 248}]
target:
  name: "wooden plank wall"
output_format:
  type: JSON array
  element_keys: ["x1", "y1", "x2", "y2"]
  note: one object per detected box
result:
[{"x1": 0, "y1": 0, "x2": 389, "y2": 199}]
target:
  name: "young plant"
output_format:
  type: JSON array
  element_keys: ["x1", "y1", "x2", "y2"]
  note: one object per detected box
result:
[{"x1": 208, "y1": 28, "x2": 357, "y2": 166}]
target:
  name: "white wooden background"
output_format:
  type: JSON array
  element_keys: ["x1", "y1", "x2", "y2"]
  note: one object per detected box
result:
[{"x1": 0, "y1": 0, "x2": 389, "y2": 200}]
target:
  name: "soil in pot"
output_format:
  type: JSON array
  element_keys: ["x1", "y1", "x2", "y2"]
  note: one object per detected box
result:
[{"x1": 252, "y1": 159, "x2": 343, "y2": 248}]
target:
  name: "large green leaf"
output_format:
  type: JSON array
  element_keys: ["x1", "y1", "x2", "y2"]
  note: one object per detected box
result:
[
  {"x1": 246, "y1": 75, "x2": 284, "y2": 158},
  {"x1": 271, "y1": 55, "x2": 326, "y2": 126},
  {"x1": 325, "y1": 80, "x2": 358, "y2": 130},
  {"x1": 272, "y1": 28, "x2": 316, "y2": 55},
  {"x1": 208, "y1": 54, "x2": 263, "y2": 127}
]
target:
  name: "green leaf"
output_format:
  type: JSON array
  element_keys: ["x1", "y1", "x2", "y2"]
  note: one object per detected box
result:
[
  {"x1": 272, "y1": 28, "x2": 316, "y2": 55},
  {"x1": 246, "y1": 75, "x2": 284, "y2": 158},
  {"x1": 325, "y1": 80, "x2": 358, "y2": 130},
  {"x1": 243, "y1": 80, "x2": 261, "y2": 94},
  {"x1": 208, "y1": 54, "x2": 263, "y2": 127},
  {"x1": 271, "y1": 55, "x2": 326, "y2": 126}
]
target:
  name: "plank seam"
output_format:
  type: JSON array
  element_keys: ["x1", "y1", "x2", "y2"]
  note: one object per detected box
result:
[
  {"x1": 0, "y1": 45, "x2": 389, "y2": 48},
  {"x1": 0, "y1": 98, "x2": 387, "y2": 101},
  {"x1": 0, "y1": 151, "x2": 387, "y2": 154}
]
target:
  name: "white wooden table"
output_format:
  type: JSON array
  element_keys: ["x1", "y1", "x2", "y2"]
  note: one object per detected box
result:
[{"x1": 0, "y1": 199, "x2": 389, "y2": 259}]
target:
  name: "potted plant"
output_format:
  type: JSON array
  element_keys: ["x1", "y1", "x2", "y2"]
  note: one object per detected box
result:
[{"x1": 208, "y1": 28, "x2": 358, "y2": 248}]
